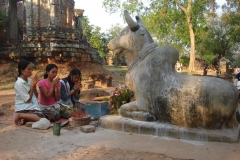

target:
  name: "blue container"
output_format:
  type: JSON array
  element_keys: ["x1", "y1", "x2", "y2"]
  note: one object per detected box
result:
[{"x1": 84, "y1": 101, "x2": 110, "y2": 119}]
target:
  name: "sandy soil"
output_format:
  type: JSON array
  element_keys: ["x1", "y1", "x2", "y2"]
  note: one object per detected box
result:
[
  {"x1": 0, "y1": 62, "x2": 239, "y2": 160},
  {"x1": 0, "y1": 92, "x2": 187, "y2": 160},
  {"x1": 0, "y1": 62, "x2": 185, "y2": 160}
]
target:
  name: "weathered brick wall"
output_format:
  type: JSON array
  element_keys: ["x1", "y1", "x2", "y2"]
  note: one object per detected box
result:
[
  {"x1": 32, "y1": 0, "x2": 39, "y2": 27},
  {"x1": 0, "y1": 0, "x2": 7, "y2": 12},
  {"x1": 17, "y1": 2, "x2": 23, "y2": 40},
  {"x1": 54, "y1": 0, "x2": 62, "y2": 26},
  {"x1": 39, "y1": 0, "x2": 50, "y2": 27},
  {"x1": 0, "y1": 0, "x2": 102, "y2": 65},
  {"x1": 67, "y1": 0, "x2": 74, "y2": 28},
  {"x1": 0, "y1": 0, "x2": 7, "y2": 44}
]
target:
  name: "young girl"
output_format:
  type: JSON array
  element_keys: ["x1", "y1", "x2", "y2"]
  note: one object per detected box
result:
[
  {"x1": 14, "y1": 61, "x2": 43, "y2": 126},
  {"x1": 59, "y1": 68, "x2": 82, "y2": 107},
  {"x1": 38, "y1": 64, "x2": 61, "y2": 121}
]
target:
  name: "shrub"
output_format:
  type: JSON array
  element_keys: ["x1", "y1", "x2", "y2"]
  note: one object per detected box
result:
[{"x1": 110, "y1": 84, "x2": 133, "y2": 114}]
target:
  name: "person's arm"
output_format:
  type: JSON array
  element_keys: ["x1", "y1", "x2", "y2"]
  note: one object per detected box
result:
[
  {"x1": 26, "y1": 86, "x2": 35, "y2": 103},
  {"x1": 60, "y1": 81, "x2": 76, "y2": 100},
  {"x1": 73, "y1": 91, "x2": 80, "y2": 101},
  {"x1": 27, "y1": 75, "x2": 39, "y2": 103},
  {"x1": 38, "y1": 80, "x2": 56, "y2": 100},
  {"x1": 73, "y1": 81, "x2": 82, "y2": 98},
  {"x1": 39, "y1": 85, "x2": 55, "y2": 100},
  {"x1": 15, "y1": 78, "x2": 38, "y2": 103},
  {"x1": 33, "y1": 87, "x2": 38, "y2": 98},
  {"x1": 39, "y1": 76, "x2": 60, "y2": 100},
  {"x1": 54, "y1": 84, "x2": 61, "y2": 101}
]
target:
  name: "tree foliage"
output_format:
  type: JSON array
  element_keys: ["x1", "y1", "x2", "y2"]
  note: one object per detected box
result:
[
  {"x1": 196, "y1": 0, "x2": 240, "y2": 64},
  {"x1": 0, "y1": 10, "x2": 7, "y2": 28},
  {"x1": 106, "y1": 23, "x2": 124, "y2": 39},
  {"x1": 105, "y1": 24, "x2": 124, "y2": 66},
  {"x1": 102, "y1": 0, "x2": 218, "y2": 71},
  {"x1": 82, "y1": 16, "x2": 108, "y2": 58},
  {"x1": 222, "y1": 0, "x2": 240, "y2": 44},
  {"x1": 196, "y1": 16, "x2": 231, "y2": 58}
]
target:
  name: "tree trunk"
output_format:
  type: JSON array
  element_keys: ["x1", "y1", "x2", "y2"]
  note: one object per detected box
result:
[
  {"x1": 177, "y1": 0, "x2": 196, "y2": 72},
  {"x1": 188, "y1": 22, "x2": 196, "y2": 72}
]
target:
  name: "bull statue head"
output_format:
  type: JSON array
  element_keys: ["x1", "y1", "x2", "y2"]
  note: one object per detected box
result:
[{"x1": 108, "y1": 10, "x2": 154, "y2": 68}]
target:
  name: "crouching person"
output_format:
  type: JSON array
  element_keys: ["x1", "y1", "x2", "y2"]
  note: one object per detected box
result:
[{"x1": 14, "y1": 61, "x2": 45, "y2": 126}]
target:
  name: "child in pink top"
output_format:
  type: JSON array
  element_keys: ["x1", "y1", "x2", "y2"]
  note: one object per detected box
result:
[{"x1": 38, "y1": 64, "x2": 61, "y2": 121}]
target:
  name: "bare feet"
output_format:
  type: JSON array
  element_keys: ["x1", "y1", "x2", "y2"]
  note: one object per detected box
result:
[{"x1": 13, "y1": 113, "x2": 22, "y2": 126}]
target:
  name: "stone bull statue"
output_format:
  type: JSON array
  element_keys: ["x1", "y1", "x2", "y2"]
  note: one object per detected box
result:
[{"x1": 107, "y1": 10, "x2": 238, "y2": 129}]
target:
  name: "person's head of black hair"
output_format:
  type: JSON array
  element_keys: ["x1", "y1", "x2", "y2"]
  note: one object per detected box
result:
[
  {"x1": 44, "y1": 64, "x2": 58, "y2": 79},
  {"x1": 16, "y1": 60, "x2": 31, "y2": 80}
]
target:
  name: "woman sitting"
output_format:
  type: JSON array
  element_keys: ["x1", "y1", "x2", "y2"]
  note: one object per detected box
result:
[
  {"x1": 38, "y1": 64, "x2": 61, "y2": 121},
  {"x1": 14, "y1": 61, "x2": 44, "y2": 126},
  {"x1": 59, "y1": 68, "x2": 82, "y2": 108}
]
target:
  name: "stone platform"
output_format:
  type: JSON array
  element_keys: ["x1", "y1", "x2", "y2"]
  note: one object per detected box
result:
[{"x1": 99, "y1": 115, "x2": 240, "y2": 143}]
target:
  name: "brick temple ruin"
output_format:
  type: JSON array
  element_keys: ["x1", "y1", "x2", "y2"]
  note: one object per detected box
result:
[{"x1": 0, "y1": 0, "x2": 102, "y2": 64}]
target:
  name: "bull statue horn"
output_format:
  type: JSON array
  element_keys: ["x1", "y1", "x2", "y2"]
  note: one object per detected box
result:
[{"x1": 124, "y1": 10, "x2": 139, "y2": 32}]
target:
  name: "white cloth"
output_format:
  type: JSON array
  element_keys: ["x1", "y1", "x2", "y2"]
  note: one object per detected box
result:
[
  {"x1": 237, "y1": 81, "x2": 240, "y2": 90},
  {"x1": 14, "y1": 77, "x2": 40, "y2": 112},
  {"x1": 32, "y1": 118, "x2": 50, "y2": 130}
]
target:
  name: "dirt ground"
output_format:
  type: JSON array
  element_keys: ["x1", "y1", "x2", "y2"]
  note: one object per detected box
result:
[
  {"x1": 0, "y1": 62, "x2": 238, "y2": 160},
  {"x1": 0, "y1": 62, "x2": 187, "y2": 160}
]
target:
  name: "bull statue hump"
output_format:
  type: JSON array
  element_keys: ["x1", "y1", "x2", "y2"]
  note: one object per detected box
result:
[{"x1": 107, "y1": 10, "x2": 238, "y2": 129}]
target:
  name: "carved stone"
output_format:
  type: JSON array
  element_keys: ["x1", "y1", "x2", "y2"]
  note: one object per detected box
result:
[{"x1": 107, "y1": 10, "x2": 238, "y2": 130}]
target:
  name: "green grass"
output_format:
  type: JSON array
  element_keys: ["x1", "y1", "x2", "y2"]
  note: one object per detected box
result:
[
  {"x1": 103, "y1": 65, "x2": 128, "y2": 71},
  {"x1": 103, "y1": 65, "x2": 128, "y2": 77}
]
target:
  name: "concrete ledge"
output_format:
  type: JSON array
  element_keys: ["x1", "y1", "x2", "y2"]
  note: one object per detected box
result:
[{"x1": 99, "y1": 115, "x2": 240, "y2": 143}]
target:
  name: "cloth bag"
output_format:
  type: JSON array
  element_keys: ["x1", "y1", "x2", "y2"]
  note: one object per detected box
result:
[{"x1": 32, "y1": 118, "x2": 50, "y2": 130}]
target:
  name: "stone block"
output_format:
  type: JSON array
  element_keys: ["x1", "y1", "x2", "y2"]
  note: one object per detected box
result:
[
  {"x1": 124, "y1": 121, "x2": 139, "y2": 133},
  {"x1": 82, "y1": 80, "x2": 94, "y2": 89},
  {"x1": 55, "y1": 56, "x2": 61, "y2": 60},
  {"x1": 111, "y1": 118, "x2": 123, "y2": 131},
  {"x1": 99, "y1": 115, "x2": 240, "y2": 143},
  {"x1": 80, "y1": 125, "x2": 96, "y2": 133},
  {"x1": 89, "y1": 121, "x2": 98, "y2": 127},
  {"x1": 139, "y1": 122, "x2": 156, "y2": 135}
]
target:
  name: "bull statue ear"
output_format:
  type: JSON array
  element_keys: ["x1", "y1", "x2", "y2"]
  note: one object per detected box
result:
[
  {"x1": 124, "y1": 10, "x2": 139, "y2": 32},
  {"x1": 135, "y1": 16, "x2": 144, "y2": 25}
]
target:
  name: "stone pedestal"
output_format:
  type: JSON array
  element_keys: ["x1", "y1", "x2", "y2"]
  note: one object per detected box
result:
[{"x1": 99, "y1": 115, "x2": 240, "y2": 143}]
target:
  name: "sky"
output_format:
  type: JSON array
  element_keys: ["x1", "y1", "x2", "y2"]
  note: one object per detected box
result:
[{"x1": 75, "y1": 0, "x2": 226, "y2": 33}]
